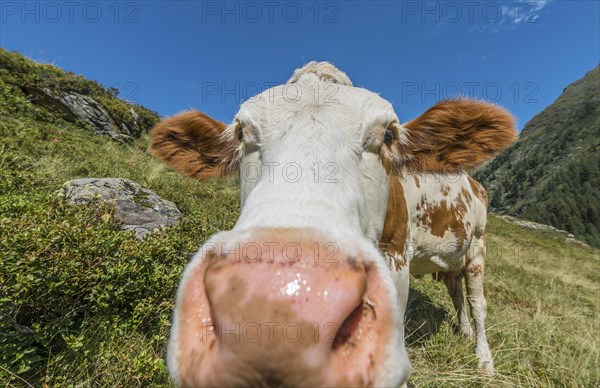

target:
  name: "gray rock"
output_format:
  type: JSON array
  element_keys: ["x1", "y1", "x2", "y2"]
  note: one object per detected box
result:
[
  {"x1": 128, "y1": 107, "x2": 141, "y2": 137},
  {"x1": 58, "y1": 178, "x2": 181, "y2": 239},
  {"x1": 26, "y1": 87, "x2": 141, "y2": 140},
  {"x1": 60, "y1": 92, "x2": 128, "y2": 140}
]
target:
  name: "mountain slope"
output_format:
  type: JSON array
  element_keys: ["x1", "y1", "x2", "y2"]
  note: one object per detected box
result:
[
  {"x1": 0, "y1": 48, "x2": 160, "y2": 140},
  {"x1": 475, "y1": 66, "x2": 600, "y2": 247}
]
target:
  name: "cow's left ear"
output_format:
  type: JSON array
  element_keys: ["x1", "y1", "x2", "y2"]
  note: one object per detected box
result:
[
  {"x1": 149, "y1": 110, "x2": 239, "y2": 179},
  {"x1": 390, "y1": 99, "x2": 517, "y2": 172}
]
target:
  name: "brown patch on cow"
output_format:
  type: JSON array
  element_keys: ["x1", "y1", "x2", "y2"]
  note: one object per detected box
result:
[
  {"x1": 392, "y1": 99, "x2": 517, "y2": 173},
  {"x1": 413, "y1": 176, "x2": 420, "y2": 188},
  {"x1": 149, "y1": 110, "x2": 239, "y2": 179},
  {"x1": 380, "y1": 176, "x2": 409, "y2": 258},
  {"x1": 416, "y1": 195, "x2": 469, "y2": 248},
  {"x1": 387, "y1": 253, "x2": 407, "y2": 272},
  {"x1": 467, "y1": 263, "x2": 483, "y2": 277},
  {"x1": 468, "y1": 176, "x2": 488, "y2": 205},
  {"x1": 460, "y1": 187, "x2": 473, "y2": 205}
]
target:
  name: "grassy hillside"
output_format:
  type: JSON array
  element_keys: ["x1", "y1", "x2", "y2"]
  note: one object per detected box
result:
[
  {"x1": 474, "y1": 66, "x2": 600, "y2": 248},
  {"x1": 1, "y1": 51, "x2": 598, "y2": 387}
]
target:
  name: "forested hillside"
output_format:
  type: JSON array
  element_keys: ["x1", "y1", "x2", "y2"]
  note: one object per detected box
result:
[{"x1": 475, "y1": 66, "x2": 600, "y2": 247}]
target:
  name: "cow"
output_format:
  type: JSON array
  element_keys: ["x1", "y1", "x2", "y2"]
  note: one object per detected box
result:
[
  {"x1": 378, "y1": 99, "x2": 515, "y2": 374},
  {"x1": 381, "y1": 171, "x2": 495, "y2": 374},
  {"x1": 150, "y1": 62, "x2": 516, "y2": 387}
]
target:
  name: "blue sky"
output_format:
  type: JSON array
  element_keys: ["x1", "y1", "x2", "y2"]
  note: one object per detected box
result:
[{"x1": 1, "y1": 0, "x2": 598, "y2": 129}]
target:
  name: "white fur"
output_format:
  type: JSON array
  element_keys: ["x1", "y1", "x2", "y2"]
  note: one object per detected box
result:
[
  {"x1": 287, "y1": 61, "x2": 353, "y2": 86},
  {"x1": 233, "y1": 65, "x2": 398, "y2": 240}
]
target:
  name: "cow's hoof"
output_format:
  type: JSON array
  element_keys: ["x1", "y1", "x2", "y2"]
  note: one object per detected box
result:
[
  {"x1": 459, "y1": 324, "x2": 474, "y2": 340},
  {"x1": 476, "y1": 344, "x2": 494, "y2": 375},
  {"x1": 477, "y1": 355, "x2": 494, "y2": 376}
]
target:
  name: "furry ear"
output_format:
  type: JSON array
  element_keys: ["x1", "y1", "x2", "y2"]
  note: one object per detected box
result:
[
  {"x1": 394, "y1": 99, "x2": 517, "y2": 172},
  {"x1": 149, "y1": 111, "x2": 239, "y2": 179}
]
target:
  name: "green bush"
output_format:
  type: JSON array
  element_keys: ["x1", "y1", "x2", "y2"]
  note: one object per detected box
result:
[{"x1": 0, "y1": 190, "x2": 182, "y2": 385}]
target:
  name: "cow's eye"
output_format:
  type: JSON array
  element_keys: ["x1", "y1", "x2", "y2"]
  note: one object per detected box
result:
[
  {"x1": 384, "y1": 128, "x2": 394, "y2": 145},
  {"x1": 237, "y1": 128, "x2": 244, "y2": 142}
]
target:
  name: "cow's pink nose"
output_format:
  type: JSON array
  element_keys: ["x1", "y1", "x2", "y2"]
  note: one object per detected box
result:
[
  {"x1": 170, "y1": 229, "x2": 394, "y2": 387},
  {"x1": 205, "y1": 250, "x2": 368, "y2": 357}
]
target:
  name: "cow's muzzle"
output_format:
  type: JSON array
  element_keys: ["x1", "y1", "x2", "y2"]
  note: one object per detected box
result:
[{"x1": 167, "y1": 227, "x2": 399, "y2": 387}]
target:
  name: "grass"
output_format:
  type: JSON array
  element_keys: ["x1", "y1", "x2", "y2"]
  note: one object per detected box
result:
[{"x1": 1, "y1": 52, "x2": 598, "y2": 387}]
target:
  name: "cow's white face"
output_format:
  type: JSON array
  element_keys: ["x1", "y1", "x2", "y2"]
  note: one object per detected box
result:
[
  {"x1": 231, "y1": 63, "x2": 400, "y2": 242},
  {"x1": 149, "y1": 61, "x2": 516, "y2": 387}
]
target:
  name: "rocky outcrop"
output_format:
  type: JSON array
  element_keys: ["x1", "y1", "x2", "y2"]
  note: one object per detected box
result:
[
  {"x1": 498, "y1": 215, "x2": 588, "y2": 247},
  {"x1": 58, "y1": 178, "x2": 181, "y2": 239},
  {"x1": 26, "y1": 87, "x2": 141, "y2": 140}
]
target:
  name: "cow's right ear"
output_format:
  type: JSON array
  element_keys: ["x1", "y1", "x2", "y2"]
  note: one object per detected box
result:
[
  {"x1": 149, "y1": 111, "x2": 239, "y2": 179},
  {"x1": 390, "y1": 99, "x2": 517, "y2": 173}
]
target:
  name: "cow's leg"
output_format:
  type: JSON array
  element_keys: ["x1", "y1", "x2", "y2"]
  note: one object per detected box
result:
[
  {"x1": 464, "y1": 235, "x2": 494, "y2": 374},
  {"x1": 432, "y1": 271, "x2": 475, "y2": 338},
  {"x1": 443, "y1": 272, "x2": 474, "y2": 339},
  {"x1": 386, "y1": 251, "x2": 412, "y2": 383}
]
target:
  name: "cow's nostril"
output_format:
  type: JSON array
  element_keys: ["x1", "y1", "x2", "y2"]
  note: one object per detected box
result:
[{"x1": 332, "y1": 301, "x2": 364, "y2": 350}]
